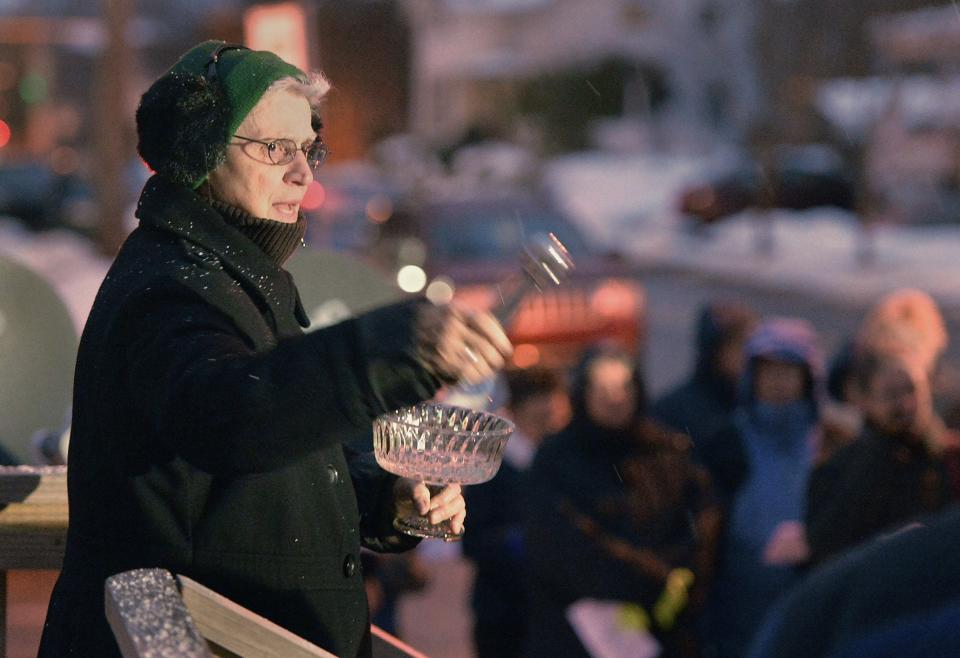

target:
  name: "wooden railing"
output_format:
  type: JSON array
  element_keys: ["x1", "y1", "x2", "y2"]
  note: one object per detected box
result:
[
  {"x1": 0, "y1": 466, "x2": 68, "y2": 657},
  {"x1": 106, "y1": 568, "x2": 337, "y2": 658},
  {"x1": 0, "y1": 466, "x2": 426, "y2": 658}
]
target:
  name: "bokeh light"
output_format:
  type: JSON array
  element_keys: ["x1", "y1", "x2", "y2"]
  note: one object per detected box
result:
[
  {"x1": 512, "y1": 344, "x2": 541, "y2": 368},
  {"x1": 300, "y1": 181, "x2": 326, "y2": 210},
  {"x1": 591, "y1": 280, "x2": 638, "y2": 317},
  {"x1": 366, "y1": 194, "x2": 393, "y2": 223},
  {"x1": 398, "y1": 237, "x2": 427, "y2": 266},
  {"x1": 397, "y1": 265, "x2": 427, "y2": 293},
  {"x1": 425, "y1": 276, "x2": 455, "y2": 304},
  {"x1": 18, "y1": 73, "x2": 47, "y2": 105},
  {"x1": 0, "y1": 119, "x2": 11, "y2": 149}
]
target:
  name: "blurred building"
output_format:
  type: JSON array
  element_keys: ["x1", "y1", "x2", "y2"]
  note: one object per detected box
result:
[
  {"x1": 0, "y1": 0, "x2": 248, "y2": 248},
  {"x1": 0, "y1": 0, "x2": 234, "y2": 158},
  {"x1": 816, "y1": 3, "x2": 960, "y2": 225},
  {"x1": 403, "y1": 0, "x2": 762, "y2": 150},
  {"x1": 749, "y1": 0, "x2": 945, "y2": 146},
  {"x1": 0, "y1": 0, "x2": 951, "y2": 241},
  {"x1": 313, "y1": 1, "x2": 412, "y2": 161}
]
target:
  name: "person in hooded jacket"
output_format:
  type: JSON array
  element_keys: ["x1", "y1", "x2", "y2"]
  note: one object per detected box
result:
[
  {"x1": 523, "y1": 344, "x2": 720, "y2": 658},
  {"x1": 652, "y1": 301, "x2": 758, "y2": 450},
  {"x1": 806, "y1": 350, "x2": 957, "y2": 567},
  {"x1": 697, "y1": 317, "x2": 823, "y2": 658},
  {"x1": 38, "y1": 41, "x2": 512, "y2": 658}
]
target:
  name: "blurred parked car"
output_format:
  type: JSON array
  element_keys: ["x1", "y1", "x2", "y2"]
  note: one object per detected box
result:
[
  {"x1": 0, "y1": 161, "x2": 96, "y2": 232},
  {"x1": 303, "y1": 162, "x2": 404, "y2": 253},
  {"x1": 678, "y1": 144, "x2": 855, "y2": 224},
  {"x1": 372, "y1": 193, "x2": 645, "y2": 370}
]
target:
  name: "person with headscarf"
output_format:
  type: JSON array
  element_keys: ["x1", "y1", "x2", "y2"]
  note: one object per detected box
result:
[
  {"x1": 523, "y1": 344, "x2": 719, "y2": 658},
  {"x1": 38, "y1": 41, "x2": 512, "y2": 657},
  {"x1": 697, "y1": 317, "x2": 823, "y2": 658},
  {"x1": 652, "y1": 300, "x2": 759, "y2": 450}
]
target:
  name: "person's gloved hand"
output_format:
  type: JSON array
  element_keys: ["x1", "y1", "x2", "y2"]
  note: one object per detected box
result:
[{"x1": 415, "y1": 302, "x2": 513, "y2": 385}]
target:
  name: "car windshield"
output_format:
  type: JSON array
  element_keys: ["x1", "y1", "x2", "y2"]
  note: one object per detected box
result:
[{"x1": 426, "y1": 207, "x2": 588, "y2": 262}]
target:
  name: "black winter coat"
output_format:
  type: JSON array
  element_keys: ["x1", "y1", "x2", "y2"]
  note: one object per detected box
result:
[
  {"x1": 523, "y1": 418, "x2": 715, "y2": 657},
  {"x1": 462, "y1": 457, "x2": 530, "y2": 656},
  {"x1": 806, "y1": 426, "x2": 953, "y2": 567},
  {"x1": 39, "y1": 176, "x2": 440, "y2": 658},
  {"x1": 652, "y1": 373, "x2": 738, "y2": 451},
  {"x1": 748, "y1": 504, "x2": 960, "y2": 658}
]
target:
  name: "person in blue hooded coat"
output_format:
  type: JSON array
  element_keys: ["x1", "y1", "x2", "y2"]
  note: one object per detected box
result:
[{"x1": 697, "y1": 317, "x2": 823, "y2": 658}]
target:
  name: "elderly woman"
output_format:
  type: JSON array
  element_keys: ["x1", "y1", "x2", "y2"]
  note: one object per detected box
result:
[{"x1": 38, "y1": 41, "x2": 511, "y2": 657}]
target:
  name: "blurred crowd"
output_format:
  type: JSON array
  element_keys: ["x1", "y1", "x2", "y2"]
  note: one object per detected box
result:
[
  {"x1": 7, "y1": 223, "x2": 960, "y2": 656},
  {"x1": 439, "y1": 286, "x2": 960, "y2": 658}
]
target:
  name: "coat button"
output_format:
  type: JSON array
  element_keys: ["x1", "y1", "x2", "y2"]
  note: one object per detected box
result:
[
  {"x1": 326, "y1": 464, "x2": 339, "y2": 484},
  {"x1": 343, "y1": 554, "x2": 357, "y2": 578}
]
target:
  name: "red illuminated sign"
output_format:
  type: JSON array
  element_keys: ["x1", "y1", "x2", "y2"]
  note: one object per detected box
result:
[{"x1": 243, "y1": 3, "x2": 310, "y2": 71}]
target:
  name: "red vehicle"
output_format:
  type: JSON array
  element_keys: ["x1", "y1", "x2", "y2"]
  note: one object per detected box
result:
[{"x1": 373, "y1": 193, "x2": 645, "y2": 370}]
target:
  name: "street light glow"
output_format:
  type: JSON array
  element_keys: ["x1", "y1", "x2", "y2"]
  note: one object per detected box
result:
[{"x1": 397, "y1": 265, "x2": 427, "y2": 293}]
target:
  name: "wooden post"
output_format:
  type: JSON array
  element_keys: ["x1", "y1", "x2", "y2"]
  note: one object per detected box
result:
[{"x1": 92, "y1": 0, "x2": 135, "y2": 255}]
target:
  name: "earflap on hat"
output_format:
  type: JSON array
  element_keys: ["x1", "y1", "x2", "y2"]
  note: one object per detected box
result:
[{"x1": 136, "y1": 66, "x2": 231, "y2": 189}]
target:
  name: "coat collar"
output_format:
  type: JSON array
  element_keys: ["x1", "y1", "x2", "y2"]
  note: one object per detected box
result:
[{"x1": 135, "y1": 175, "x2": 310, "y2": 329}]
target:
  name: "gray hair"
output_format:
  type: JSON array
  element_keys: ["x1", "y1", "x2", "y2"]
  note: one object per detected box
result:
[{"x1": 270, "y1": 72, "x2": 331, "y2": 113}]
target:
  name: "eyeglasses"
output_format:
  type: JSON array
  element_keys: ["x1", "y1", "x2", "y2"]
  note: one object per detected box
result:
[{"x1": 232, "y1": 135, "x2": 329, "y2": 170}]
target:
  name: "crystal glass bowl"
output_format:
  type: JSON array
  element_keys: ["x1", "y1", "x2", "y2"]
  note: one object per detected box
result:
[{"x1": 373, "y1": 403, "x2": 514, "y2": 539}]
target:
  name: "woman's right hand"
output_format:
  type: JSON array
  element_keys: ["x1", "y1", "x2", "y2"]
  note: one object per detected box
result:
[{"x1": 415, "y1": 303, "x2": 513, "y2": 385}]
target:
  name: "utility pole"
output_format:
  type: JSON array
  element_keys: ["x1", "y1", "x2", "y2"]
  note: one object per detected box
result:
[{"x1": 93, "y1": 0, "x2": 134, "y2": 255}]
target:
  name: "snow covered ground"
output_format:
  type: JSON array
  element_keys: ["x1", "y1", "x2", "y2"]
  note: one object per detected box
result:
[{"x1": 544, "y1": 151, "x2": 960, "y2": 310}]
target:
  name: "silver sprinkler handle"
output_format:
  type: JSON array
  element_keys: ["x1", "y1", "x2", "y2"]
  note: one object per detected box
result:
[
  {"x1": 446, "y1": 233, "x2": 574, "y2": 411},
  {"x1": 493, "y1": 232, "x2": 574, "y2": 327}
]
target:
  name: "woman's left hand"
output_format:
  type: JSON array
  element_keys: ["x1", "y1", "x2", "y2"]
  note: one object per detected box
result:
[{"x1": 395, "y1": 479, "x2": 466, "y2": 535}]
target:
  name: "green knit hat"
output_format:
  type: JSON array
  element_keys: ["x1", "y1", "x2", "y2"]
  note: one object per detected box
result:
[{"x1": 136, "y1": 40, "x2": 307, "y2": 189}]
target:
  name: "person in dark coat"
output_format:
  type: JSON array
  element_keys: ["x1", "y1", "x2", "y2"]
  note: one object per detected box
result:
[
  {"x1": 38, "y1": 41, "x2": 512, "y2": 658},
  {"x1": 652, "y1": 300, "x2": 758, "y2": 449},
  {"x1": 462, "y1": 367, "x2": 569, "y2": 658},
  {"x1": 806, "y1": 350, "x2": 956, "y2": 567},
  {"x1": 747, "y1": 503, "x2": 960, "y2": 658},
  {"x1": 524, "y1": 344, "x2": 719, "y2": 658}
]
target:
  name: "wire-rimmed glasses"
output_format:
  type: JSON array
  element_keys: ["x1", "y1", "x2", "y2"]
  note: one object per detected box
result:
[{"x1": 233, "y1": 135, "x2": 329, "y2": 170}]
